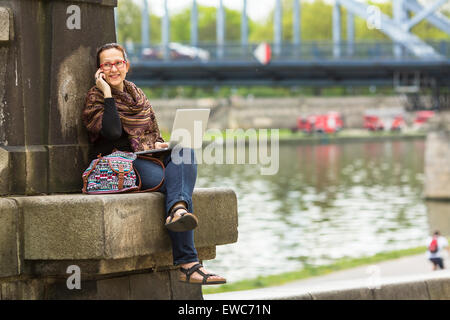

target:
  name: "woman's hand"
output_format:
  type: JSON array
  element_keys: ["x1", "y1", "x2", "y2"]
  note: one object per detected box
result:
[
  {"x1": 95, "y1": 68, "x2": 112, "y2": 98},
  {"x1": 155, "y1": 142, "x2": 169, "y2": 149}
]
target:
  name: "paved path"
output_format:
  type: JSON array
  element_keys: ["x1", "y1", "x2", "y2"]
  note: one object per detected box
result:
[{"x1": 204, "y1": 253, "x2": 450, "y2": 300}]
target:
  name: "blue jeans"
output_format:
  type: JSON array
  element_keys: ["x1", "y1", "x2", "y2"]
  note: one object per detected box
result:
[{"x1": 133, "y1": 148, "x2": 199, "y2": 265}]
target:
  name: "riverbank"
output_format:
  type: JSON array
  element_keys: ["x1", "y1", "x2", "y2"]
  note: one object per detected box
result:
[
  {"x1": 161, "y1": 128, "x2": 426, "y2": 145},
  {"x1": 202, "y1": 244, "x2": 441, "y2": 295}
]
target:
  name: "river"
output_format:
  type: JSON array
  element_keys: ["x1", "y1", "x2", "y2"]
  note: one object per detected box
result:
[{"x1": 196, "y1": 138, "x2": 440, "y2": 283}]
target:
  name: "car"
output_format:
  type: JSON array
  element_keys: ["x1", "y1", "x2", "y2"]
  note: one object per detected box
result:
[{"x1": 141, "y1": 43, "x2": 210, "y2": 62}]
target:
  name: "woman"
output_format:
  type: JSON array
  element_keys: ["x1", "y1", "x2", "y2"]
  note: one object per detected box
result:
[{"x1": 82, "y1": 43, "x2": 226, "y2": 285}]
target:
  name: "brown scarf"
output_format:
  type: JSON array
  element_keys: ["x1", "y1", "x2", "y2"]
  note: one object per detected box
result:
[{"x1": 83, "y1": 80, "x2": 164, "y2": 152}]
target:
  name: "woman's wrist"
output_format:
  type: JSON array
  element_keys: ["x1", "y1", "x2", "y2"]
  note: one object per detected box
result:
[{"x1": 104, "y1": 89, "x2": 112, "y2": 98}]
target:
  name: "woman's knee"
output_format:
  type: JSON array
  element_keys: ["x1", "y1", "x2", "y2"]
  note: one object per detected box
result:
[{"x1": 171, "y1": 147, "x2": 197, "y2": 165}]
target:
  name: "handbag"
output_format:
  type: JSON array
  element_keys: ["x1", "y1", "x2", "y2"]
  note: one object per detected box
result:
[{"x1": 82, "y1": 150, "x2": 165, "y2": 194}]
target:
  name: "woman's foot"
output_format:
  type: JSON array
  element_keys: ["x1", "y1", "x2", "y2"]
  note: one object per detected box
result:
[
  {"x1": 165, "y1": 206, "x2": 188, "y2": 224},
  {"x1": 165, "y1": 202, "x2": 198, "y2": 232},
  {"x1": 179, "y1": 261, "x2": 226, "y2": 285}
]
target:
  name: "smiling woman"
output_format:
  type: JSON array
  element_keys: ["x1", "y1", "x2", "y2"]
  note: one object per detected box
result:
[{"x1": 81, "y1": 42, "x2": 227, "y2": 286}]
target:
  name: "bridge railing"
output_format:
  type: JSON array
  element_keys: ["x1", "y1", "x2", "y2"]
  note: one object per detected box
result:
[{"x1": 124, "y1": 41, "x2": 450, "y2": 63}]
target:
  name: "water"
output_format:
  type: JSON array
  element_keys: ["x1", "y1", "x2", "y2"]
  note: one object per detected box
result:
[{"x1": 196, "y1": 139, "x2": 431, "y2": 283}]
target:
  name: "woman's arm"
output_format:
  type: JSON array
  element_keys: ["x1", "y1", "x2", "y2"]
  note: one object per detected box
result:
[{"x1": 100, "y1": 98, "x2": 123, "y2": 140}]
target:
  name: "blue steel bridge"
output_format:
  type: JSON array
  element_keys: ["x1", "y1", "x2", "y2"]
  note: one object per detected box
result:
[{"x1": 120, "y1": 0, "x2": 450, "y2": 89}]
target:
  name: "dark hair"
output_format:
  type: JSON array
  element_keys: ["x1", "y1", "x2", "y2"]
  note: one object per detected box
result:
[
  {"x1": 96, "y1": 43, "x2": 128, "y2": 68},
  {"x1": 434, "y1": 230, "x2": 440, "y2": 236}
]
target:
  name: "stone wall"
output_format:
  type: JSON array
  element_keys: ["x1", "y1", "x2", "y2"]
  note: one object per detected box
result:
[
  {"x1": 0, "y1": 0, "x2": 117, "y2": 195},
  {"x1": 424, "y1": 112, "x2": 450, "y2": 200},
  {"x1": 150, "y1": 96, "x2": 409, "y2": 131},
  {"x1": 0, "y1": 188, "x2": 238, "y2": 299}
]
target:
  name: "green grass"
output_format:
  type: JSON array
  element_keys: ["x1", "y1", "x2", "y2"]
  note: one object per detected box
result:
[
  {"x1": 160, "y1": 128, "x2": 425, "y2": 145},
  {"x1": 202, "y1": 246, "x2": 428, "y2": 295}
]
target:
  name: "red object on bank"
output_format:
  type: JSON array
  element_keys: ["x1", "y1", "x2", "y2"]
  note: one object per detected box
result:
[
  {"x1": 297, "y1": 112, "x2": 343, "y2": 133},
  {"x1": 414, "y1": 110, "x2": 435, "y2": 126},
  {"x1": 364, "y1": 115, "x2": 384, "y2": 131},
  {"x1": 391, "y1": 115, "x2": 405, "y2": 131}
]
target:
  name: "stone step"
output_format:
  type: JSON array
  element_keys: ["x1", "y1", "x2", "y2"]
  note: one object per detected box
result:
[{"x1": 1, "y1": 188, "x2": 238, "y2": 277}]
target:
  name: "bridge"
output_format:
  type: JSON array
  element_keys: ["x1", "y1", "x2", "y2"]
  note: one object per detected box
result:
[{"x1": 121, "y1": 0, "x2": 450, "y2": 89}]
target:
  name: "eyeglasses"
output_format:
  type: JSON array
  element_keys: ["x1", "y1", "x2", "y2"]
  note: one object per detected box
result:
[{"x1": 100, "y1": 60, "x2": 127, "y2": 71}]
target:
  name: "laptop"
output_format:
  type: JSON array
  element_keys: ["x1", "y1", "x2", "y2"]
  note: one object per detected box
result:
[{"x1": 135, "y1": 108, "x2": 210, "y2": 155}]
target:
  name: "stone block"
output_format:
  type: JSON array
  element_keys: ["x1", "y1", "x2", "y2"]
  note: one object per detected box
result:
[
  {"x1": 0, "y1": 146, "x2": 48, "y2": 195},
  {"x1": 12, "y1": 188, "x2": 237, "y2": 262},
  {"x1": 193, "y1": 188, "x2": 239, "y2": 247},
  {"x1": 45, "y1": 276, "x2": 133, "y2": 300},
  {"x1": 45, "y1": 278, "x2": 98, "y2": 300},
  {"x1": 170, "y1": 269, "x2": 203, "y2": 300},
  {"x1": 129, "y1": 271, "x2": 171, "y2": 300},
  {"x1": 0, "y1": 7, "x2": 11, "y2": 41},
  {"x1": 1, "y1": 279, "x2": 45, "y2": 300},
  {"x1": 0, "y1": 198, "x2": 21, "y2": 277},
  {"x1": 96, "y1": 276, "x2": 130, "y2": 300},
  {"x1": 18, "y1": 194, "x2": 106, "y2": 260},
  {"x1": 372, "y1": 281, "x2": 429, "y2": 300},
  {"x1": 102, "y1": 192, "x2": 171, "y2": 259},
  {"x1": 425, "y1": 278, "x2": 450, "y2": 300},
  {"x1": 311, "y1": 287, "x2": 374, "y2": 300},
  {"x1": 426, "y1": 201, "x2": 450, "y2": 236},
  {"x1": 0, "y1": 146, "x2": 9, "y2": 195},
  {"x1": 425, "y1": 131, "x2": 450, "y2": 199},
  {"x1": 47, "y1": 144, "x2": 89, "y2": 193}
]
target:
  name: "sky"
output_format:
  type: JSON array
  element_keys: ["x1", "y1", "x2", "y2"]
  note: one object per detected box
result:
[{"x1": 133, "y1": 0, "x2": 448, "y2": 22}]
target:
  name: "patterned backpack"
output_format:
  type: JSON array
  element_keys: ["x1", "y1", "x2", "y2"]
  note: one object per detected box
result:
[{"x1": 82, "y1": 150, "x2": 164, "y2": 194}]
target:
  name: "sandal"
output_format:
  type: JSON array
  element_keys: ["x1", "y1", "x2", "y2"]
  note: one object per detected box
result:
[
  {"x1": 165, "y1": 204, "x2": 198, "y2": 232},
  {"x1": 179, "y1": 263, "x2": 227, "y2": 285}
]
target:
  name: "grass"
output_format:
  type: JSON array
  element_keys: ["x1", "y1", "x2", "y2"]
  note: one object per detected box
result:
[
  {"x1": 161, "y1": 128, "x2": 426, "y2": 145},
  {"x1": 202, "y1": 245, "x2": 428, "y2": 295}
]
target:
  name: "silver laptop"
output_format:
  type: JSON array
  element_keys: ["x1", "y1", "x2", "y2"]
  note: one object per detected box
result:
[{"x1": 135, "y1": 108, "x2": 210, "y2": 155}]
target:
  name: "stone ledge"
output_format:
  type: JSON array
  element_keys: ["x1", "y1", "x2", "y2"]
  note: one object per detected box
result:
[
  {"x1": 1, "y1": 188, "x2": 238, "y2": 277},
  {"x1": 205, "y1": 272, "x2": 450, "y2": 300},
  {"x1": 0, "y1": 269, "x2": 202, "y2": 300}
]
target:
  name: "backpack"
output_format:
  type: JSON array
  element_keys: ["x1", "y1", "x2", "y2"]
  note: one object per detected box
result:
[
  {"x1": 82, "y1": 150, "x2": 164, "y2": 194},
  {"x1": 429, "y1": 237, "x2": 439, "y2": 254}
]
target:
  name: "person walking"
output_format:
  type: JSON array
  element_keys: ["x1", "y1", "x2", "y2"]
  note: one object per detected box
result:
[{"x1": 426, "y1": 230, "x2": 449, "y2": 271}]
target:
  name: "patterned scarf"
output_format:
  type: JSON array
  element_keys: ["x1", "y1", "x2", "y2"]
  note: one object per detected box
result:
[{"x1": 83, "y1": 80, "x2": 164, "y2": 152}]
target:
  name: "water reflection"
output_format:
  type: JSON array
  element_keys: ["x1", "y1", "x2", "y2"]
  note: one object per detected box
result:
[{"x1": 197, "y1": 139, "x2": 437, "y2": 283}]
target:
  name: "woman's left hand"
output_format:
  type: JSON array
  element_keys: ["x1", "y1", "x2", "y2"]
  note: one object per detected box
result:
[{"x1": 155, "y1": 142, "x2": 169, "y2": 149}]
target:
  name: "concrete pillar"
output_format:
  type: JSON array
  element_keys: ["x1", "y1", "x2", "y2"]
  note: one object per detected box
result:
[
  {"x1": 425, "y1": 130, "x2": 450, "y2": 200},
  {"x1": 333, "y1": 1, "x2": 342, "y2": 58},
  {"x1": 191, "y1": 0, "x2": 198, "y2": 47},
  {"x1": 0, "y1": 0, "x2": 117, "y2": 195},
  {"x1": 162, "y1": 0, "x2": 170, "y2": 60},
  {"x1": 141, "y1": 0, "x2": 149, "y2": 49},
  {"x1": 274, "y1": 0, "x2": 282, "y2": 57},
  {"x1": 347, "y1": 11, "x2": 354, "y2": 57},
  {"x1": 217, "y1": 0, "x2": 225, "y2": 60}
]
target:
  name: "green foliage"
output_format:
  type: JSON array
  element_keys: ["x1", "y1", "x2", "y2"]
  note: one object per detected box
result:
[
  {"x1": 117, "y1": 0, "x2": 161, "y2": 44},
  {"x1": 202, "y1": 245, "x2": 428, "y2": 295},
  {"x1": 117, "y1": 0, "x2": 449, "y2": 44}
]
